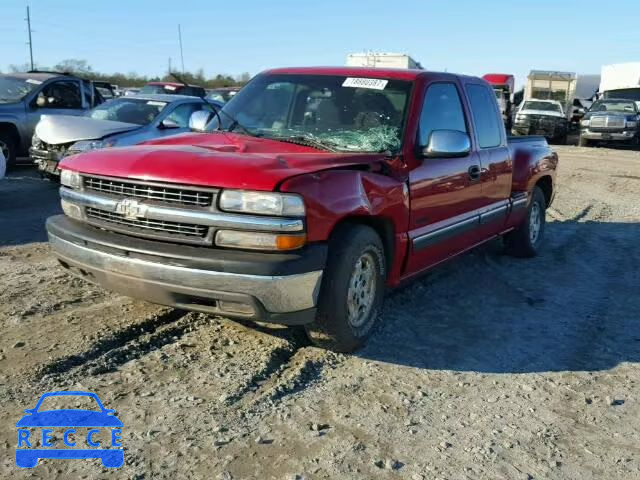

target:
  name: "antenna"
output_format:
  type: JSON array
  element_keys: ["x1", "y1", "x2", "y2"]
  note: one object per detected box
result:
[
  {"x1": 25, "y1": 5, "x2": 34, "y2": 70},
  {"x1": 178, "y1": 24, "x2": 185, "y2": 73}
]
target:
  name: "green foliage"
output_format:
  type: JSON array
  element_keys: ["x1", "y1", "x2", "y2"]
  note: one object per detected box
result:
[{"x1": 7, "y1": 59, "x2": 250, "y2": 88}]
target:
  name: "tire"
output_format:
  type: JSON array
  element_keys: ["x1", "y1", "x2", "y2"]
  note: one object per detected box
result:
[
  {"x1": 579, "y1": 136, "x2": 592, "y2": 147},
  {"x1": 556, "y1": 132, "x2": 568, "y2": 145},
  {"x1": 0, "y1": 130, "x2": 17, "y2": 166},
  {"x1": 305, "y1": 224, "x2": 386, "y2": 352},
  {"x1": 504, "y1": 186, "x2": 547, "y2": 258}
]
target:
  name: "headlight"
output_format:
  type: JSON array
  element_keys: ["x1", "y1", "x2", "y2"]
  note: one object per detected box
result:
[
  {"x1": 60, "y1": 169, "x2": 82, "y2": 189},
  {"x1": 215, "y1": 230, "x2": 306, "y2": 251},
  {"x1": 515, "y1": 114, "x2": 525, "y2": 122},
  {"x1": 626, "y1": 121, "x2": 637, "y2": 128},
  {"x1": 32, "y1": 132, "x2": 42, "y2": 147},
  {"x1": 580, "y1": 119, "x2": 590, "y2": 127},
  {"x1": 68, "y1": 140, "x2": 107, "y2": 153},
  {"x1": 219, "y1": 190, "x2": 305, "y2": 216}
]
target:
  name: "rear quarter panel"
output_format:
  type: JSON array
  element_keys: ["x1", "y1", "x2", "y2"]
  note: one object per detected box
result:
[{"x1": 508, "y1": 136, "x2": 558, "y2": 225}]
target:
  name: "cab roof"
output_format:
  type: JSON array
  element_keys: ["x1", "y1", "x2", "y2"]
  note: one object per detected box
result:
[
  {"x1": 124, "y1": 94, "x2": 203, "y2": 103},
  {"x1": 146, "y1": 81, "x2": 202, "y2": 88},
  {"x1": 263, "y1": 66, "x2": 477, "y2": 83},
  {"x1": 3, "y1": 72, "x2": 69, "y2": 81}
]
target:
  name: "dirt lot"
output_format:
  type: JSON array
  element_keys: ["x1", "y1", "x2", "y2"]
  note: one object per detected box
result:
[{"x1": 1, "y1": 146, "x2": 639, "y2": 479}]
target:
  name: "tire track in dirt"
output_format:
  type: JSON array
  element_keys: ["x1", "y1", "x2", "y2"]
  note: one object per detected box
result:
[
  {"x1": 35, "y1": 309, "x2": 197, "y2": 383},
  {"x1": 221, "y1": 320, "x2": 341, "y2": 411}
]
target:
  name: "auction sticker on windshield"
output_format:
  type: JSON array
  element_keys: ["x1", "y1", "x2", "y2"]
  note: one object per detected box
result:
[
  {"x1": 15, "y1": 391, "x2": 124, "y2": 469},
  {"x1": 342, "y1": 77, "x2": 388, "y2": 90}
]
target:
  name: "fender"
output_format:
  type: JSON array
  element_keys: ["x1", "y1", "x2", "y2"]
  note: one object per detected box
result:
[
  {"x1": 280, "y1": 169, "x2": 410, "y2": 286},
  {"x1": 0, "y1": 114, "x2": 25, "y2": 151},
  {"x1": 511, "y1": 145, "x2": 558, "y2": 194}
]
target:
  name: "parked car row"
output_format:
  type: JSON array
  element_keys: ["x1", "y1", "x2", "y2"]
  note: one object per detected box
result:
[
  {"x1": 0, "y1": 70, "x2": 233, "y2": 172},
  {"x1": 31, "y1": 94, "x2": 216, "y2": 177}
]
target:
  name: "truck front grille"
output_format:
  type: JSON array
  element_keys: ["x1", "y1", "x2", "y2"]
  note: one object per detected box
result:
[
  {"x1": 590, "y1": 116, "x2": 625, "y2": 129},
  {"x1": 86, "y1": 207, "x2": 209, "y2": 238},
  {"x1": 84, "y1": 176, "x2": 215, "y2": 207}
]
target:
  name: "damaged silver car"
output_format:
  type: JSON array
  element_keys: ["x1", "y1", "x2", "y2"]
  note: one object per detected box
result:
[{"x1": 31, "y1": 94, "x2": 216, "y2": 177}]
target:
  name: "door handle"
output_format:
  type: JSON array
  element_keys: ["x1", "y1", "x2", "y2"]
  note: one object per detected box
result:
[{"x1": 468, "y1": 165, "x2": 481, "y2": 181}]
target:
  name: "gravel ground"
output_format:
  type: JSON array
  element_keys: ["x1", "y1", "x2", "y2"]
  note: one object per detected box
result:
[{"x1": 1, "y1": 146, "x2": 639, "y2": 479}]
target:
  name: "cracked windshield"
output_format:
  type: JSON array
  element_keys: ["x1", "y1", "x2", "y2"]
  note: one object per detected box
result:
[{"x1": 208, "y1": 74, "x2": 411, "y2": 153}]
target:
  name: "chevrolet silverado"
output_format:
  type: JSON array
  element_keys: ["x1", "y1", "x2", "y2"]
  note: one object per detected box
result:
[{"x1": 46, "y1": 67, "x2": 558, "y2": 352}]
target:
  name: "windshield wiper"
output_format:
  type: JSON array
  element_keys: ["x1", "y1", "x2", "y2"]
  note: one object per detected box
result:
[
  {"x1": 268, "y1": 134, "x2": 339, "y2": 152},
  {"x1": 217, "y1": 109, "x2": 257, "y2": 137}
]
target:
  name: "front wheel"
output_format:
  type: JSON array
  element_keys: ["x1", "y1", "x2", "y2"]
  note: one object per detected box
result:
[
  {"x1": 504, "y1": 186, "x2": 547, "y2": 258},
  {"x1": 305, "y1": 225, "x2": 386, "y2": 352},
  {"x1": 0, "y1": 131, "x2": 17, "y2": 166}
]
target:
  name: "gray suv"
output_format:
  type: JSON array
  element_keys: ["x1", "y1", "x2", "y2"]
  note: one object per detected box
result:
[{"x1": 0, "y1": 71, "x2": 105, "y2": 165}]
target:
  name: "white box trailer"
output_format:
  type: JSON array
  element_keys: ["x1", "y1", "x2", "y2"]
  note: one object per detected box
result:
[
  {"x1": 525, "y1": 70, "x2": 577, "y2": 119},
  {"x1": 600, "y1": 62, "x2": 640, "y2": 100},
  {"x1": 346, "y1": 53, "x2": 423, "y2": 70}
]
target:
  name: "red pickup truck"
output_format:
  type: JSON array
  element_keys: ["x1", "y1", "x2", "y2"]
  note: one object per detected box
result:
[{"x1": 46, "y1": 67, "x2": 558, "y2": 352}]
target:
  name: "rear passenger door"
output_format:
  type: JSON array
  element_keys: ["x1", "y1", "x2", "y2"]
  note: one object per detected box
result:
[
  {"x1": 464, "y1": 82, "x2": 513, "y2": 234},
  {"x1": 406, "y1": 82, "x2": 484, "y2": 276}
]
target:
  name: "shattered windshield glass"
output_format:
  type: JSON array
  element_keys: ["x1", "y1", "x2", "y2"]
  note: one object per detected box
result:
[
  {"x1": 89, "y1": 98, "x2": 167, "y2": 125},
  {"x1": 0, "y1": 76, "x2": 39, "y2": 103},
  {"x1": 207, "y1": 74, "x2": 412, "y2": 153}
]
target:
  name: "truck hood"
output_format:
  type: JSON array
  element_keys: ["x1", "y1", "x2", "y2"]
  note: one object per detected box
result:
[
  {"x1": 35, "y1": 114, "x2": 139, "y2": 145},
  {"x1": 519, "y1": 109, "x2": 565, "y2": 118},
  {"x1": 60, "y1": 132, "x2": 389, "y2": 191}
]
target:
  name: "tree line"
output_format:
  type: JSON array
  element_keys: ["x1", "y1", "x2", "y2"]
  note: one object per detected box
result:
[{"x1": 6, "y1": 59, "x2": 251, "y2": 88}]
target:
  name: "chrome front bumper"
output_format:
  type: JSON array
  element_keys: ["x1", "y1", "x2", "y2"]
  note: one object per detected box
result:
[
  {"x1": 47, "y1": 228, "x2": 323, "y2": 324},
  {"x1": 581, "y1": 130, "x2": 637, "y2": 141}
]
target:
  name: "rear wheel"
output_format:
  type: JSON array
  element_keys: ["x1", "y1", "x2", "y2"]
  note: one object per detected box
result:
[
  {"x1": 504, "y1": 186, "x2": 547, "y2": 258},
  {"x1": 305, "y1": 225, "x2": 386, "y2": 352}
]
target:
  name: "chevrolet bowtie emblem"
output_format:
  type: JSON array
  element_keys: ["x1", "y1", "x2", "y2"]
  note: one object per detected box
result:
[{"x1": 114, "y1": 198, "x2": 148, "y2": 220}]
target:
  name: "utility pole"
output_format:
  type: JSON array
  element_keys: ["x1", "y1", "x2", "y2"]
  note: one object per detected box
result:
[
  {"x1": 25, "y1": 5, "x2": 34, "y2": 70},
  {"x1": 178, "y1": 24, "x2": 185, "y2": 73}
]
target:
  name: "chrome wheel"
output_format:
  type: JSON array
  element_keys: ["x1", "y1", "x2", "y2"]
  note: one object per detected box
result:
[
  {"x1": 529, "y1": 201, "x2": 542, "y2": 245},
  {"x1": 346, "y1": 252, "x2": 377, "y2": 328}
]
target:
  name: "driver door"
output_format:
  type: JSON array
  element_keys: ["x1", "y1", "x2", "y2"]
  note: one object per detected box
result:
[
  {"x1": 405, "y1": 81, "x2": 484, "y2": 277},
  {"x1": 26, "y1": 79, "x2": 85, "y2": 139}
]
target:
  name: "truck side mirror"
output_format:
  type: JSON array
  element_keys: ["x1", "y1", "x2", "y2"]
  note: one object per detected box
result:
[
  {"x1": 189, "y1": 110, "x2": 214, "y2": 132},
  {"x1": 422, "y1": 130, "x2": 471, "y2": 158},
  {"x1": 159, "y1": 118, "x2": 180, "y2": 129}
]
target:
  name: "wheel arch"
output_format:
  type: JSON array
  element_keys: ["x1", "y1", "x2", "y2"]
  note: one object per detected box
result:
[
  {"x1": 535, "y1": 175, "x2": 553, "y2": 207},
  {"x1": 329, "y1": 215, "x2": 395, "y2": 279}
]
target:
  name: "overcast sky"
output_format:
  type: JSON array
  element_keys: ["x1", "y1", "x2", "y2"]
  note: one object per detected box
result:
[{"x1": 2, "y1": 0, "x2": 639, "y2": 88}]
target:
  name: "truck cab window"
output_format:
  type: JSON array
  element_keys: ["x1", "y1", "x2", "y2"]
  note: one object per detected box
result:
[
  {"x1": 166, "y1": 103, "x2": 203, "y2": 127},
  {"x1": 466, "y1": 84, "x2": 502, "y2": 148},
  {"x1": 37, "y1": 80, "x2": 82, "y2": 109},
  {"x1": 419, "y1": 83, "x2": 467, "y2": 147}
]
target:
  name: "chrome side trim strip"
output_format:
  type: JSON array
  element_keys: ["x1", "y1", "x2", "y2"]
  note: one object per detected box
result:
[
  {"x1": 413, "y1": 216, "x2": 480, "y2": 251},
  {"x1": 480, "y1": 204, "x2": 509, "y2": 224},
  {"x1": 60, "y1": 188, "x2": 304, "y2": 233}
]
